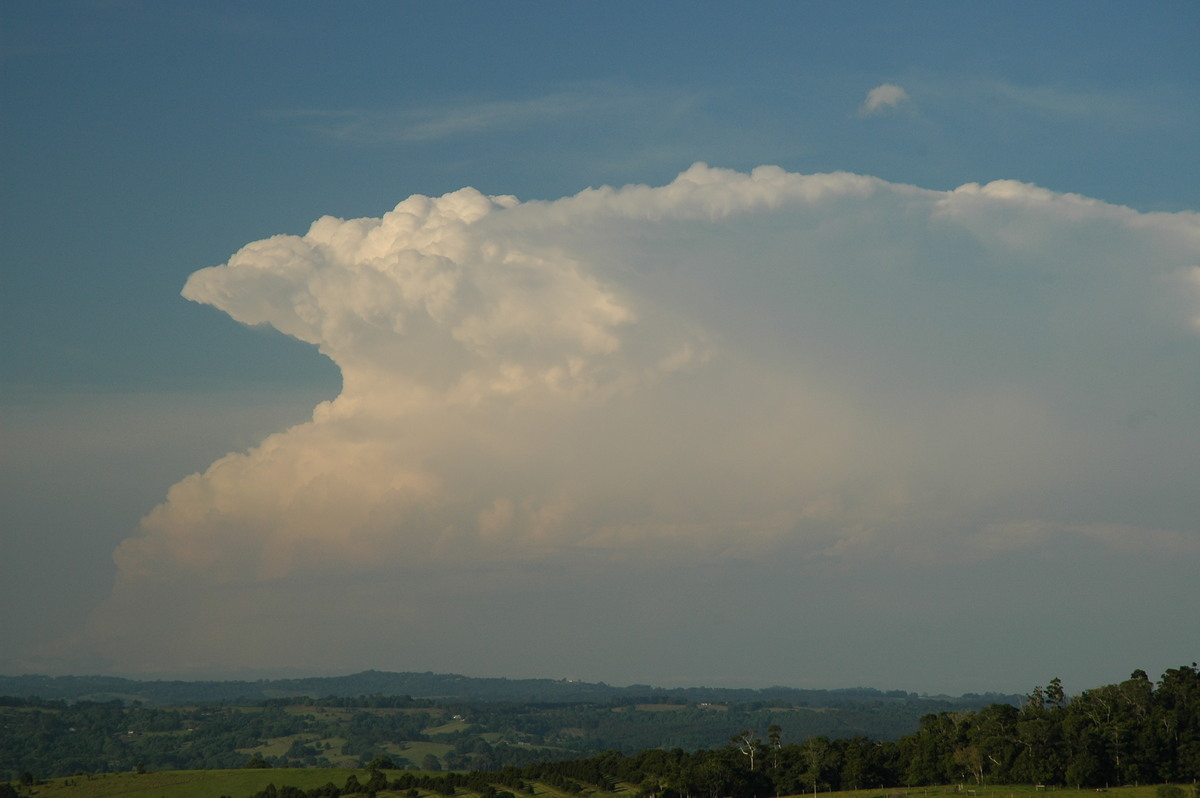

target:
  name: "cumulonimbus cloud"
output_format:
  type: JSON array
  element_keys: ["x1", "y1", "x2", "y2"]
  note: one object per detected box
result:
[{"x1": 89, "y1": 164, "x2": 1200, "y2": 671}]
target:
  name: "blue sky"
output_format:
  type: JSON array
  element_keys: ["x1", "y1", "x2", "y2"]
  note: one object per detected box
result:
[{"x1": 2, "y1": 1, "x2": 1198, "y2": 695}]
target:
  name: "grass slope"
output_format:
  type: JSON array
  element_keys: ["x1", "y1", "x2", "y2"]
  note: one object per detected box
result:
[{"x1": 21, "y1": 770, "x2": 356, "y2": 798}]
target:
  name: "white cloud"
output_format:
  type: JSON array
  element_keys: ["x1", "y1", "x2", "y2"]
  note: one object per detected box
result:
[
  {"x1": 85, "y1": 164, "x2": 1200, "y2": 675},
  {"x1": 858, "y1": 83, "x2": 910, "y2": 116}
]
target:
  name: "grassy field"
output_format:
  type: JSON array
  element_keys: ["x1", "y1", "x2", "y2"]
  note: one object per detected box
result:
[
  {"x1": 21, "y1": 769, "x2": 356, "y2": 798},
  {"x1": 18, "y1": 773, "x2": 1195, "y2": 798}
]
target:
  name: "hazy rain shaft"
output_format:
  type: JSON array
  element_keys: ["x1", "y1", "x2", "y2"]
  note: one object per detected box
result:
[{"x1": 91, "y1": 164, "x2": 1200, "y2": 676}]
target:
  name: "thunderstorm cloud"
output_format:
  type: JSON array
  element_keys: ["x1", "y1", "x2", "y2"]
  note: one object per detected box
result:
[{"x1": 88, "y1": 165, "x2": 1200, "y2": 677}]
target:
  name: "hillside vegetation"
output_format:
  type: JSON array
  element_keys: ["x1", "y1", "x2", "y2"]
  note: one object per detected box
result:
[
  {"x1": 0, "y1": 689, "x2": 1003, "y2": 778},
  {"x1": 2, "y1": 665, "x2": 1197, "y2": 794}
]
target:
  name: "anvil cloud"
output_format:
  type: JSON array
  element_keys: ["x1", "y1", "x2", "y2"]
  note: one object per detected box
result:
[{"x1": 88, "y1": 164, "x2": 1200, "y2": 680}]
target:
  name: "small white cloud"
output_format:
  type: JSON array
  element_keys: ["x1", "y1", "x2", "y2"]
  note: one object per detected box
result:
[{"x1": 858, "y1": 83, "x2": 910, "y2": 116}]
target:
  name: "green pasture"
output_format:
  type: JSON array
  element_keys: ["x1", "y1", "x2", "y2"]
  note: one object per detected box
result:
[
  {"x1": 21, "y1": 769, "x2": 355, "y2": 798},
  {"x1": 240, "y1": 735, "x2": 317, "y2": 759},
  {"x1": 385, "y1": 741, "x2": 452, "y2": 764},
  {"x1": 235, "y1": 732, "x2": 451, "y2": 770},
  {"x1": 422, "y1": 720, "x2": 469, "y2": 736}
]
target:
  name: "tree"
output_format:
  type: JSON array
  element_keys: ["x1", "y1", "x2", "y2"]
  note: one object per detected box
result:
[
  {"x1": 839, "y1": 737, "x2": 885, "y2": 791},
  {"x1": 768, "y1": 725, "x2": 783, "y2": 772},
  {"x1": 953, "y1": 746, "x2": 984, "y2": 785},
  {"x1": 364, "y1": 770, "x2": 388, "y2": 794},
  {"x1": 731, "y1": 729, "x2": 761, "y2": 771},
  {"x1": 1065, "y1": 751, "x2": 1100, "y2": 789},
  {"x1": 1046, "y1": 678, "x2": 1066, "y2": 709},
  {"x1": 969, "y1": 703, "x2": 1020, "y2": 783},
  {"x1": 1071, "y1": 683, "x2": 1126, "y2": 784},
  {"x1": 1155, "y1": 663, "x2": 1200, "y2": 780},
  {"x1": 1016, "y1": 687, "x2": 1066, "y2": 785},
  {"x1": 422, "y1": 754, "x2": 443, "y2": 772},
  {"x1": 803, "y1": 737, "x2": 832, "y2": 795}
]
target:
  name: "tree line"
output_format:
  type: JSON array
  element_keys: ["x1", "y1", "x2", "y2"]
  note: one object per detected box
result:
[
  {"x1": 250, "y1": 665, "x2": 1199, "y2": 798},
  {"x1": 559, "y1": 666, "x2": 1200, "y2": 794}
]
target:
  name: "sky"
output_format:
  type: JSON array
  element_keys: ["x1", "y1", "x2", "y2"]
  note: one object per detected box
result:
[{"x1": 2, "y1": 1, "x2": 1198, "y2": 698}]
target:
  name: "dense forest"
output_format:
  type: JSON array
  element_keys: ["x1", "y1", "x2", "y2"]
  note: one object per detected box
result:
[
  {"x1": 2, "y1": 666, "x2": 1197, "y2": 794},
  {"x1": 552, "y1": 666, "x2": 1200, "y2": 793}
]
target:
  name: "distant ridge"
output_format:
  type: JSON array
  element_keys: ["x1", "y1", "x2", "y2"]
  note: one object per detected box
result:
[{"x1": 0, "y1": 669, "x2": 1020, "y2": 707}]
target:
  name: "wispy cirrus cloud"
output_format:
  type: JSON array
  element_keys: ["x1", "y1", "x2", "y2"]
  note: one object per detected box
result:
[
  {"x1": 271, "y1": 85, "x2": 701, "y2": 144},
  {"x1": 903, "y1": 74, "x2": 1187, "y2": 129},
  {"x1": 986, "y1": 79, "x2": 1168, "y2": 124}
]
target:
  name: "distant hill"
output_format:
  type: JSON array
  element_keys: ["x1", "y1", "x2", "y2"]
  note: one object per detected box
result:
[
  {"x1": 0, "y1": 670, "x2": 1025, "y2": 779},
  {"x1": 0, "y1": 669, "x2": 1019, "y2": 707}
]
